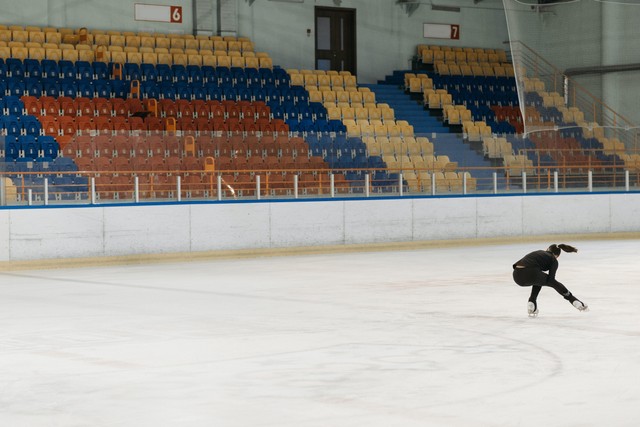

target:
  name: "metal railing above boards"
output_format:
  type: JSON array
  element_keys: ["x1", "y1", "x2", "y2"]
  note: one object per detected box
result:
[{"x1": 1, "y1": 163, "x2": 639, "y2": 207}]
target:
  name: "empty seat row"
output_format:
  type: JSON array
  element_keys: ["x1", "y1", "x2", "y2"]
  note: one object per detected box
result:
[
  {"x1": 0, "y1": 38, "x2": 256, "y2": 54},
  {"x1": 0, "y1": 58, "x2": 290, "y2": 90},
  {"x1": 63, "y1": 134, "x2": 316, "y2": 164},
  {"x1": 1, "y1": 134, "x2": 59, "y2": 159},
  {"x1": 1, "y1": 46, "x2": 270, "y2": 68}
]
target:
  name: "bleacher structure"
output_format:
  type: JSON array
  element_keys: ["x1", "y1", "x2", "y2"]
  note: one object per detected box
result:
[
  {"x1": 405, "y1": 42, "x2": 637, "y2": 187},
  {"x1": 0, "y1": 24, "x2": 473, "y2": 203},
  {"x1": 1, "y1": 26, "x2": 635, "y2": 204}
]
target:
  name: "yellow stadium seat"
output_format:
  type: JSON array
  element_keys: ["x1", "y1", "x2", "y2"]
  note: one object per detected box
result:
[
  {"x1": 45, "y1": 48, "x2": 62, "y2": 61},
  {"x1": 259, "y1": 57, "x2": 272, "y2": 69},
  {"x1": 199, "y1": 39, "x2": 213, "y2": 51},
  {"x1": 185, "y1": 38, "x2": 199, "y2": 50},
  {"x1": 128, "y1": 51, "x2": 142, "y2": 64},
  {"x1": 202, "y1": 54, "x2": 216, "y2": 67},
  {"x1": 217, "y1": 55, "x2": 231, "y2": 67}
]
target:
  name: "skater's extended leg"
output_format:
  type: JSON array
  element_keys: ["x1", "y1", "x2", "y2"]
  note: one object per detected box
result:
[{"x1": 546, "y1": 279, "x2": 588, "y2": 311}]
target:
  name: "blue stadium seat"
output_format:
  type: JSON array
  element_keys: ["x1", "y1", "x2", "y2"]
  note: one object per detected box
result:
[
  {"x1": 111, "y1": 79, "x2": 128, "y2": 98},
  {"x1": 94, "y1": 80, "x2": 111, "y2": 98},
  {"x1": 156, "y1": 64, "x2": 173, "y2": 82},
  {"x1": 171, "y1": 64, "x2": 188, "y2": 83},
  {"x1": 266, "y1": 87, "x2": 281, "y2": 103},
  {"x1": 222, "y1": 86, "x2": 238, "y2": 101},
  {"x1": 75, "y1": 61, "x2": 93, "y2": 80},
  {"x1": 230, "y1": 67, "x2": 246, "y2": 86},
  {"x1": 3, "y1": 96, "x2": 24, "y2": 116},
  {"x1": 175, "y1": 83, "x2": 191, "y2": 100},
  {"x1": 6, "y1": 58, "x2": 25, "y2": 79},
  {"x1": 216, "y1": 67, "x2": 232, "y2": 86},
  {"x1": 77, "y1": 81, "x2": 93, "y2": 98},
  {"x1": 24, "y1": 59, "x2": 42, "y2": 79},
  {"x1": 39, "y1": 136, "x2": 59, "y2": 159},
  {"x1": 142, "y1": 81, "x2": 159, "y2": 99},
  {"x1": 60, "y1": 79, "x2": 78, "y2": 98},
  {"x1": 23, "y1": 78, "x2": 43, "y2": 97},
  {"x1": 2, "y1": 115, "x2": 21, "y2": 136},
  {"x1": 160, "y1": 82, "x2": 176, "y2": 100},
  {"x1": 124, "y1": 63, "x2": 141, "y2": 80},
  {"x1": 272, "y1": 67, "x2": 290, "y2": 86},
  {"x1": 298, "y1": 118, "x2": 315, "y2": 133},
  {"x1": 281, "y1": 88, "x2": 295, "y2": 103},
  {"x1": 42, "y1": 79, "x2": 60, "y2": 97},
  {"x1": 3, "y1": 161, "x2": 19, "y2": 177},
  {"x1": 52, "y1": 156, "x2": 74, "y2": 172},
  {"x1": 245, "y1": 68, "x2": 260, "y2": 86},
  {"x1": 140, "y1": 63, "x2": 158, "y2": 82},
  {"x1": 192, "y1": 85, "x2": 206, "y2": 100},
  {"x1": 187, "y1": 65, "x2": 203, "y2": 84},
  {"x1": 328, "y1": 120, "x2": 346, "y2": 133},
  {"x1": 252, "y1": 87, "x2": 267, "y2": 102},
  {"x1": 41, "y1": 59, "x2": 59, "y2": 79},
  {"x1": 283, "y1": 103, "x2": 298, "y2": 121},
  {"x1": 6, "y1": 77, "x2": 25, "y2": 97},
  {"x1": 93, "y1": 62, "x2": 109, "y2": 80},
  {"x1": 259, "y1": 68, "x2": 275, "y2": 86},
  {"x1": 201, "y1": 65, "x2": 216, "y2": 83},
  {"x1": 3, "y1": 136, "x2": 20, "y2": 159},
  {"x1": 19, "y1": 135, "x2": 39, "y2": 160},
  {"x1": 58, "y1": 60, "x2": 75, "y2": 79},
  {"x1": 20, "y1": 115, "x2": 41, "y2": 136},
  {"x1": 237, "y1": 87, "x2": 252, "y2": 101}
]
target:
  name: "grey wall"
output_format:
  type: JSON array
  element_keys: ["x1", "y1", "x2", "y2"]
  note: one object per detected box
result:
[
  {"x1": 238, "y1": 0, "x2": 510, "y2": 84},
  {"x1": 0, "y1": 0, "x2": 510, "y2": 84},
  {"x1": 503, "y1": 0, "x2": 640, "y2": 126}
]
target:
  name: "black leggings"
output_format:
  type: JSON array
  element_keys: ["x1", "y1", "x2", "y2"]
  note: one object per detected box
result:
[{"x1": 512, "y1": 267, "x2": 575, "y2": 303}]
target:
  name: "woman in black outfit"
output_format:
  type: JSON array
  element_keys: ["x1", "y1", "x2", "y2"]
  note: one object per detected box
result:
[{"x1": 512, "y1": 244, "x2": 588, "y2": 317}]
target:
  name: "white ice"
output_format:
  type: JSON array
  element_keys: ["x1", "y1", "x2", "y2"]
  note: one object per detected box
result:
[{"x1": 1, "y1": 239, "x2": 639, "y2": 427}]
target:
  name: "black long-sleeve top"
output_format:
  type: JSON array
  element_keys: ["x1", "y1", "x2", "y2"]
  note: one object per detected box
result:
[{"x1": 513, "y1": 250, "x2": 558, "y2": 282}]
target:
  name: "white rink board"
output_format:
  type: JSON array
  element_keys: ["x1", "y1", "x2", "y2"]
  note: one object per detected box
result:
[
  {"x1": 7, "y1": 207, "x2": 104, "y2": 260},
  {"x1": 413, "y1": 197, "x2": 476, "y2": 240},
  {"x1": 0, "y1": 211, "x2": 9, "y2": 261},
  {"x1": 103, "y1": 205, "x2": 192, "y2": 256},
  {"x1": 190, "y1": 202, "x2": 271, "y2": 251},
  {"x1": 2, "y1": 193, "x2": 640, "y2": 262},
  {"x1": 610, "y1": 193, "x2": 640, "y2": 232},
  {"x1": 270, "y1": 201, "x2": 344, "y2": 247},
  {"x1": 522, "y1": 194, "x2": 612, "y2": 235},
  {"x1": 477, "y1": 196, "x2": 523, "y2": 237},
  {"x1": 344, "y1": 198, "x2": 413, "y2": 244}
]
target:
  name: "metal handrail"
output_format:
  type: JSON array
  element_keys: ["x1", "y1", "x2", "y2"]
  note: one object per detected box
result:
[{"x1": 509, "y1": 41, "x2": 639, "y2": 149}]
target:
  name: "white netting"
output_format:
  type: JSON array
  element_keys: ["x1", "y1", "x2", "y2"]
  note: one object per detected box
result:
[{"x1": 503, "y1": 0, "x2": 640, "y2": 167}]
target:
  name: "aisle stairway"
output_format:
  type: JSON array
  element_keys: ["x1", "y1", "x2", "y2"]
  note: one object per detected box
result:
[{"x1": 361, "y1": 80, "x2": 498, "y2": 190}]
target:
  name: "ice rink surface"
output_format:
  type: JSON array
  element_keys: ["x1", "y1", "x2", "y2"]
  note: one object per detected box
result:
[{"x1": 1, "y1": 238, "x2": 639, "y2": 427}]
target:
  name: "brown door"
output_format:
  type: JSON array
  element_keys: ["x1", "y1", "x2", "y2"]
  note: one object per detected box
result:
[{"x1": 315, "y1": 7, "x2": 356, "y2": 75}]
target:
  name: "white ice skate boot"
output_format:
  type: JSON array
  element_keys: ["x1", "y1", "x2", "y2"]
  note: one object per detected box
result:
[
  {"x1": 527, "y1": 301, "x2": 539, "y2": 317},
  {"x1": 572, "y1": 299, "x2": 589, "y2": 312}
]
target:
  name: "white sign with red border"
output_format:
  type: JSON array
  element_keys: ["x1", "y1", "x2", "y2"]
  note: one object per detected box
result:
[
  {"x1": 134, "y1": 3, "x2": 183, "y2": 23},
  {"x1": 423, "y1": 23, "x2": 459, "y2": 40}
]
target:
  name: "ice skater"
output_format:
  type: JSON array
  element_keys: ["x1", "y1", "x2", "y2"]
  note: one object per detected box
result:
[{"x1": 512, "y1": 244, "x2": 588, "y2": 317}]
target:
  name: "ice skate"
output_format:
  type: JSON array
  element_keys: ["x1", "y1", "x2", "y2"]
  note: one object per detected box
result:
[
  {"x1": 572, "y1": 299, "x2": 589, "y2": 312},
  {"x1": 527, "y1": 301, "x2": 539, "y2": 317}
]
